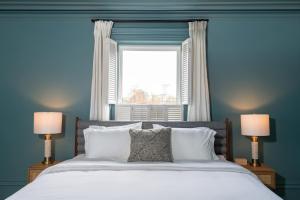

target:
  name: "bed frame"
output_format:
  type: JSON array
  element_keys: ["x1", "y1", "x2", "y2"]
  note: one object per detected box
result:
[{"x1": 74, "y1": 118, "x2": 232, "y2": 161}]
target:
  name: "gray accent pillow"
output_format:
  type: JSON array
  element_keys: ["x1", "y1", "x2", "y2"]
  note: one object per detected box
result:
[{"x1": 128, "y1": 128, "x2": 173, "y2": 162}]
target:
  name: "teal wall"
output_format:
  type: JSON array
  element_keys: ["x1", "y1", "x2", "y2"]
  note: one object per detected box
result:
[{"x1": 1, "y1": 1, "x2": 300, "y2": 199}]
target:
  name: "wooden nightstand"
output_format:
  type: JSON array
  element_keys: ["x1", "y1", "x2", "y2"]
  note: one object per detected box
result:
[
  {"x1": 242, "y1": 164, "x2": 276, "y2": 189},
  {"x1": 28, "y1": 161, "x2": 60, "y2": 183}
]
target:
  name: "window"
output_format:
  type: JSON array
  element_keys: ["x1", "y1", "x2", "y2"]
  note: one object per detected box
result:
[
  {"x1": 119, "y1": 46, "x2": 180, "y2": 105},
  {"x1": 115, "y1": 45, "x2": 183, "y2": 121},
  {"x1": 107, "y1": 41, "x2": 191, "y2": 121}
]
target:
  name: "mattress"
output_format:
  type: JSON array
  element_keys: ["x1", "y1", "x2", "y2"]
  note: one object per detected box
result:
[{"x1": 7, "y1": 155, "x2": 282, "y2": 200}]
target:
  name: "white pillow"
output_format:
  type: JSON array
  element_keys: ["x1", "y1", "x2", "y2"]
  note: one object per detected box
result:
[
  {"x1": 218, "y1": 155, "x2": 226, "y2": 161},
  {"x1": 83, "y1": 128, "x2": 131, "y2": 161},
  {"x1": 153, "y1": 124, "x2": 218, "y2": 161},
  {"x1": 89, "y1": 122, "x2": 142, "y2": 130},
  {"x1": 83, "y1": 122, "x2": 142, "y2": 161}
]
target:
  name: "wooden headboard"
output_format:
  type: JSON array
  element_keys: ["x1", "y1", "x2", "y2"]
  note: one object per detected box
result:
[{"x1": 74, "y1": 118, "x2": 232, "y2": 161}]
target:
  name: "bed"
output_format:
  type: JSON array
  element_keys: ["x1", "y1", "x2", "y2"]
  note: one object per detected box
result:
[{"x1": 7, "y1": 118, "x2": 282, "y2": 200}]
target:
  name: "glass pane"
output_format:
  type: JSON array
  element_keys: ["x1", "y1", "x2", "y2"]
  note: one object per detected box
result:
[{"x1": 121, "y1": 50, "x2": 178, "y2": 105}]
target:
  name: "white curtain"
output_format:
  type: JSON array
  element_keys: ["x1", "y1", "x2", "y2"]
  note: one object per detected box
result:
[
  {"x1": 188, "y1": 21, "x2": 211, "y2": 121},
  {"x1": 90, "y1": 21, "x2": 113, "y2": 120}
]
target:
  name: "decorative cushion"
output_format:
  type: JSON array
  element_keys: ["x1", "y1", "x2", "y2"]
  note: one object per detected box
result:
[{"x1": 128, "y1": 128, "x2": 173, "y2": 162}]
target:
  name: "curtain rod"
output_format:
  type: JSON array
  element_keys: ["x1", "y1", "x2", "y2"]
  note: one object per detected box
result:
[{"x1": 91, "y1": 19, "x2": 208, "y2": 23}]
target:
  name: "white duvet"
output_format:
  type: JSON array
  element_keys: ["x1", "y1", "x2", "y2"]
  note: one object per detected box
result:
[{"x1": 7, "y1": 155, "x2": 282, "y2": 200}]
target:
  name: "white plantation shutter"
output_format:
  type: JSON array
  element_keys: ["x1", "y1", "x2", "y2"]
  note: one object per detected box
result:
[
  {"x1": 114, "y1": 105, "x2": 131, "y2": 121},
  {"x1": 149, "y1": 106, "x2": 166, "y2": 121},
  {"x1": 105, "y1": 38, "x2": 118, "y2": 104},
  {"x1": 131, "y1": 106, "x2": 149, "y2": 121},
  {"x1": 167, "y1": 105, "x2": 183, "y2": 121},
  {"x1": 181, "y1": 38, "x2": 191, "y2": 105},
  {"x1": 115, "y1": 105, "x2": 182, "y2": 121}
]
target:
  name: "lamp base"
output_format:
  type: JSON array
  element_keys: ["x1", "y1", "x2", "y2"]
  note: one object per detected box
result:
[
  {"x1": 250, "y1": 136, "x2": 261, "y2": 167},
  {"x1": 251, "y1": 159, "x2": 261, "y2": 167},
  {"x1": 42, "y1": 157, "x2": 54, "y2": 165},
  {"x1": 42, "y1": 134, "x2": 54, "y2": 165}
]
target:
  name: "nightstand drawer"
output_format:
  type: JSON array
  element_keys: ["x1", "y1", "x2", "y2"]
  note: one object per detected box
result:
[
  {"x1": 28, "y1": 169, "x2": 42, "y2": 182},
  {"x1": 28, "y1": 161, "x2": 60, "y2": 183},
  {"x1": 257, "y1": 174, "x2": 272, "y2": 185},
  {"x1": 255, "y1": 172, "x2": 276, "y2": 189},
  {"x1": 240, "y1": 164, "x2": 276, "y2": 190}
]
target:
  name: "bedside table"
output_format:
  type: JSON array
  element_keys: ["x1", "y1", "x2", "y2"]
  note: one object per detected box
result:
[
  {"x1": 28, "y1": 161, "x2": 60, "y2": 183},
  {"x1": 242, "y1": 164, "x2": 276, "y2": 189}
]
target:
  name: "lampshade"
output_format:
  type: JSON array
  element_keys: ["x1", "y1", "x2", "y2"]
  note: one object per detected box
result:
[
  {"x1": 34, "y1": 112, "x2": 62, "y2": 134},
  {"x1": 241, "y1": 114, "x2": 270, "y2": 136}
]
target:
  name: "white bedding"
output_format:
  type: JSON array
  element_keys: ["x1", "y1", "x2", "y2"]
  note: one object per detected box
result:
[{"x1": 7, "y1": 155, "x2": 282, "y2": 200}]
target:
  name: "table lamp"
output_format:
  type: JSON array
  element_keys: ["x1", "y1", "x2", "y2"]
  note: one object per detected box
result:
[
  {"x1": 34, "y1": 112, "x2": 62, "y2": 164},
  {"x1": 241, "y1": 114, "x2": 270, "y2": 167}
]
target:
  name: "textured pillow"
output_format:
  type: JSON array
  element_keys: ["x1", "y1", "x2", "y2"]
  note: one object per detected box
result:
[
  {"x1": 128, "y1": 128, "x2": 173, "y2": 162},
  {"x1": 153, "y1": 124, "x2": 218, "y2": 161}
]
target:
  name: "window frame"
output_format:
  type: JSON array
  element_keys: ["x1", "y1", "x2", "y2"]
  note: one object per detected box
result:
[{"x1": 117, "y1": 45, "x2": 182, "y2": 105}]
